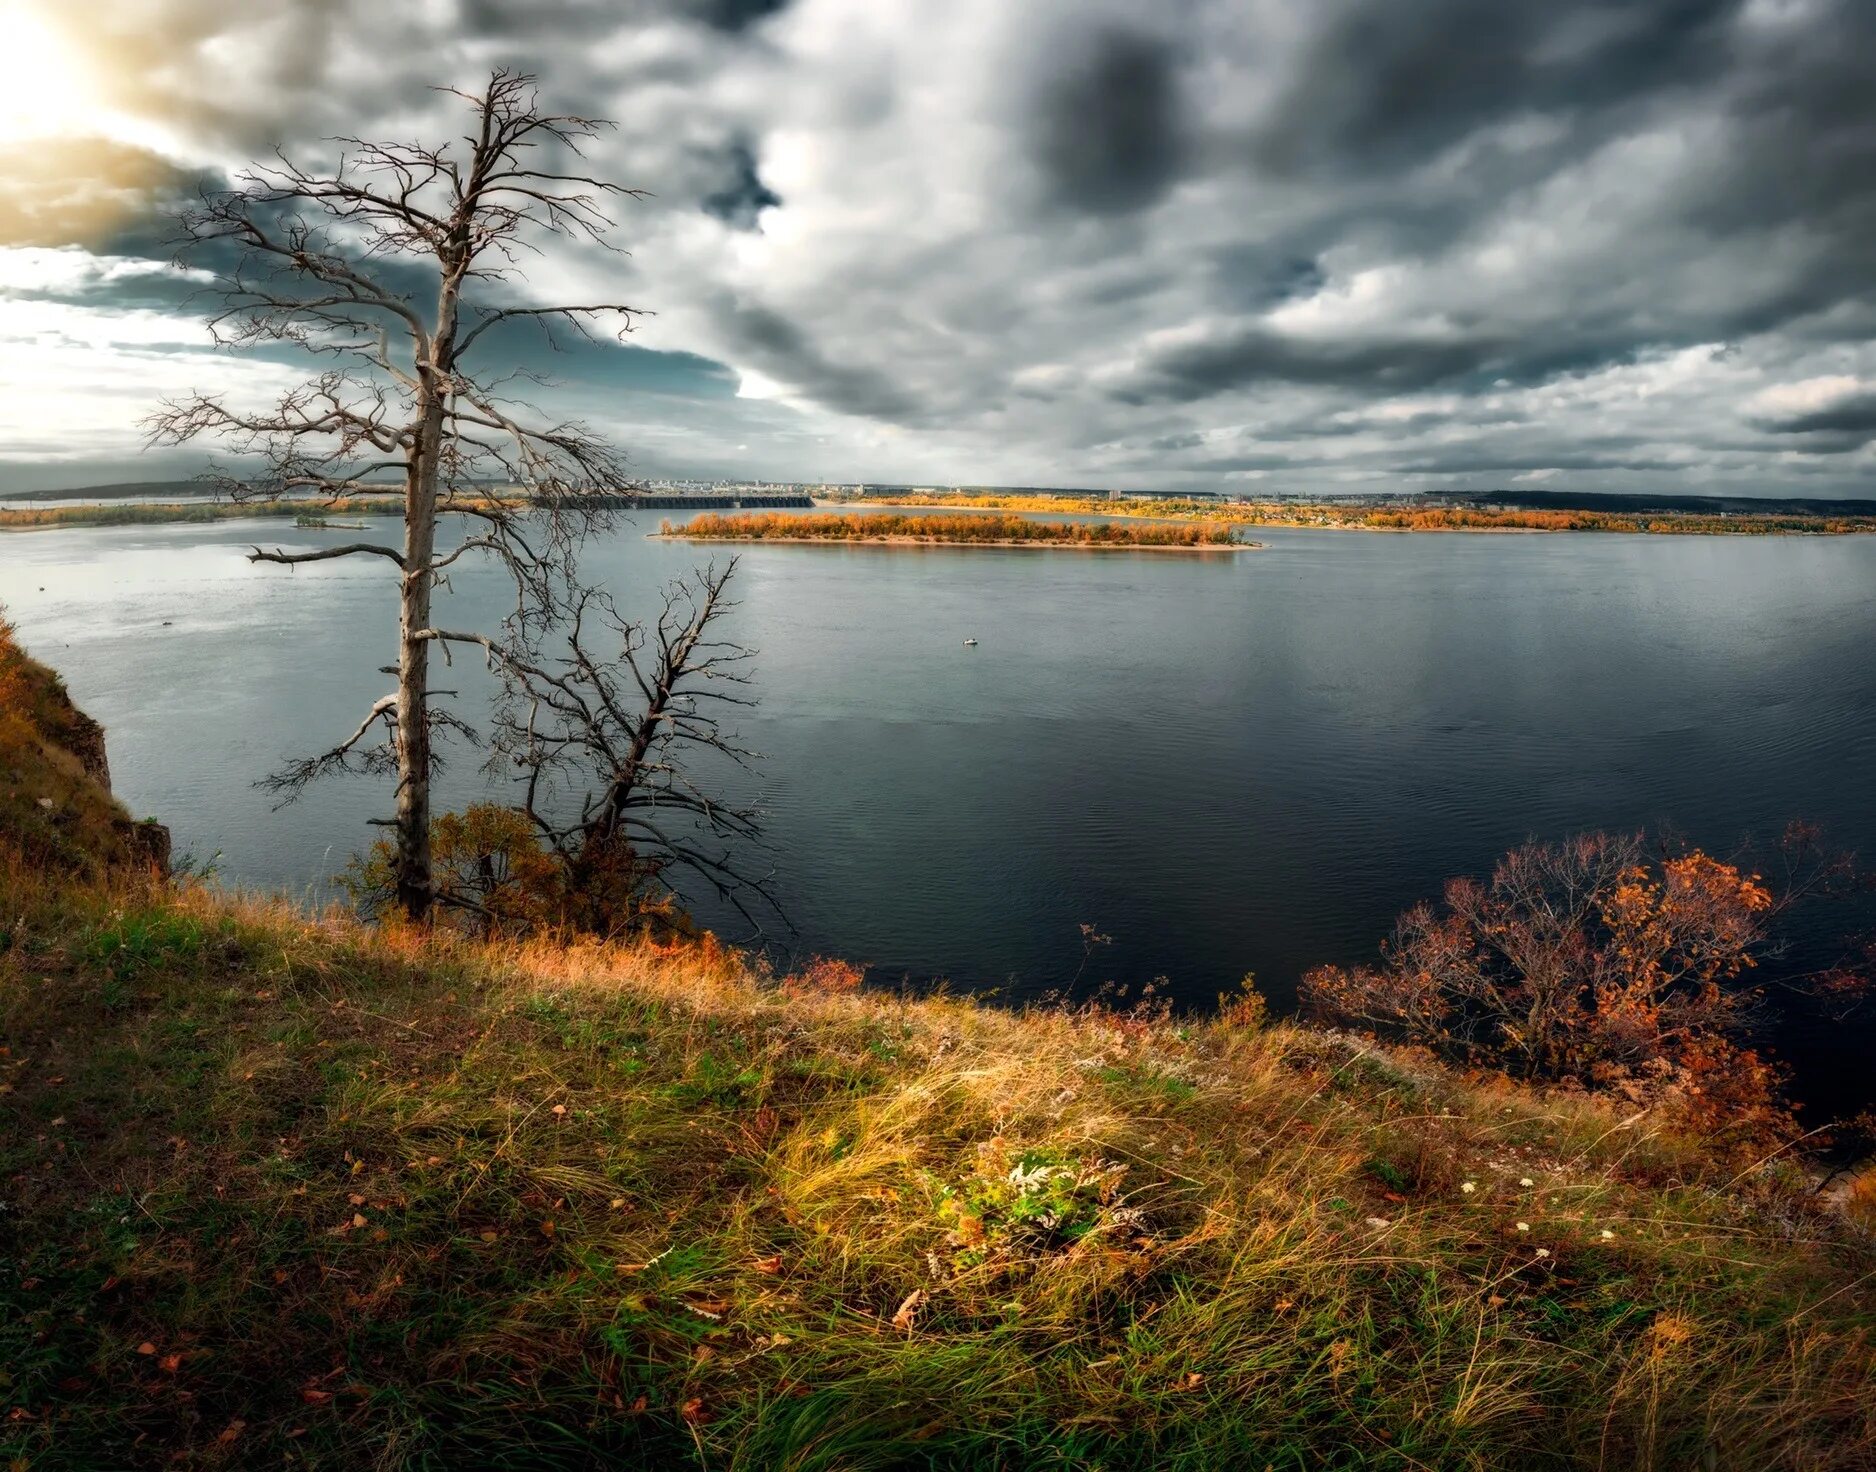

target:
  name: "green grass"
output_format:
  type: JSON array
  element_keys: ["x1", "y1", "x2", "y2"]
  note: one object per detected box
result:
[{"x1": 3, "y1": 862, "x2": 1874, "y2": 1469}]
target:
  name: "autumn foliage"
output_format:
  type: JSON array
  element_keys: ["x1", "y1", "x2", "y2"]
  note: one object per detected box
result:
[
  {"x1": 1301, "y1": 829, "x2": 1868, "y2": 1139},
  {"x1": 877, "y1": 491, "x2": 1876, "y2": 536},
  {"x1": 669, "y1": 511, "x2": 1239, "y2": 547},
  {"x1": 345, "y1": 803, "x2": 688, "y2": 939}
]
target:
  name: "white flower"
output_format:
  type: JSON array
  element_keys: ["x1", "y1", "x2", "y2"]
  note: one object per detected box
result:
[
  {"x1": 1461, "y1": 1181, "x2": 1477, "y2": 1194},
  {"x1": 1519, "y1": 1177, "x2": 1534, "y2": 1187},
  {"x1": 1516, "y1": 1222, "x2": 1530, "y2": 1232},
  {"x1": 1600, "y1": 1229, "x2": 1615, "y2": 1240},
  {"x1": 1533, "y1": 1247, "x2": 1550, "y2": 1259}
]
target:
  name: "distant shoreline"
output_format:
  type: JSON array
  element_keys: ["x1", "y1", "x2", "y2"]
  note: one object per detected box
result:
[
  {"x1": 653, "y1": 532, "x2": 1258, "y2": 552},
  {"x1": 836, "y1": 498, "x2": 1876, "y2": 536}
]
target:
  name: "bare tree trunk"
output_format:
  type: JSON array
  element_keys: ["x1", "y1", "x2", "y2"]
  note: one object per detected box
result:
[{"x1": 395, "y1": 387, "x2": 442, "y2": 920}]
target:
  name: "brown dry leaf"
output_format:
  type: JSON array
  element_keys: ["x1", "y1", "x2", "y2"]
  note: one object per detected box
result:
[
  {"x1": 1174, "y1": 1372, "x2": 1204, "y2": 1392},
  {"x1": 890, "y1": 1289, "x2": 926, "y2": 1333},
  {"x1": 135, "y1": 1342, "x2": 156, "y2": 1356},
  {"x1": 217, "y1": 1420, "x2": 246, "y2": 1445},
  {"x1": 750, "y1": 1255, "x2": 785, "y2": 1276},
  {"x1": 479, "y1": 1230, "x2": 499, "y2": 1243},
  {"x1": 352, "y1": 1213, "x2": 368, "y2": 1229},
  {"x1": 680, "y1": 1397, "x2": 707, "y2": 1425},
  {"x1": 300, "y1": 1389, "x2": 332, "y2": 1405}
]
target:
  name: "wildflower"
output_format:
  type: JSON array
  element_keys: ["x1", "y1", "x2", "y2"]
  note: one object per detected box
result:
[
  {"x1": 1516, "y1": 1221, "x2": 1530, "y2": 1232},
  {"x1": 1600, "y1": 1229, "x2": 1615, "y2": 1240},
  {"x1": 1533, "y1": 1247, "x2": 1550, "y2": 1259},
  {"x1": 1519, "y1": 1177, "x2": 1534, "y2": 1187},
  {"x1": 1461, "y1": 1181, "x2": 1477, "y2": 1194}
]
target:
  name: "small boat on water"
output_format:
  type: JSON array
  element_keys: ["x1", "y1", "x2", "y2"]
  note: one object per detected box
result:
[{"x1": 963, "y1": 637, "x2": 978, "y2": 646}]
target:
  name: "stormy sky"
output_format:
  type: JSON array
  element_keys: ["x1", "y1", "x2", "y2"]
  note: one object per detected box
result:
[{"x1": 2, "y1": 0, "x2": 1874, "y2": 496}]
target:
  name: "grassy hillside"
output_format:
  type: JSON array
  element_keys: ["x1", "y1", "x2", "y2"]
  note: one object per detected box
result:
[{"x1": 2, "y1": 660, "x2": 1875, "y2": 1467}]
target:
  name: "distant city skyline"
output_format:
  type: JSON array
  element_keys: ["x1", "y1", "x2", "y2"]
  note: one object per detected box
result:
[{"x1": 2, "y1": 0, "x2": 1874, "y2": 499}]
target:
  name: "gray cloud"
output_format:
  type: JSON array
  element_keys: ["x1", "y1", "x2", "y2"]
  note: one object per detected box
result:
[
  {"x1": 1030, "y1": 27, "x2": 1185, "y2": 216},
  {"x1": 6, "y1": 0, "x2": 1876, "y2": 495}
]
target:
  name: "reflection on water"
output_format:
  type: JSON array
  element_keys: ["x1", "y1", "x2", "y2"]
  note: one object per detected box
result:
[{"x1": 10, "y1": 511, "x2": 1876, "y2": 1112}]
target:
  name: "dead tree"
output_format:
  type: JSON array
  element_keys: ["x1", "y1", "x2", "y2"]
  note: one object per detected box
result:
[
  {"x1": 445, "y1": 558, "x2": 779, "y2": 935},
  {"x1": 146, "y1": 70, "x2": 642, "y2": 920}
]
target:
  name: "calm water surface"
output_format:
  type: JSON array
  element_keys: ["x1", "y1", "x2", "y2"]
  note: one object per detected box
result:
[{"x1": 9, "y1": 512, "x2": 1876, "y2": 1110}]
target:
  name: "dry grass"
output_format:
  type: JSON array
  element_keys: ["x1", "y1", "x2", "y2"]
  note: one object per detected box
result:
[{"x1": 3, "y1": 854, "x2": 1874, "y2": 1468}]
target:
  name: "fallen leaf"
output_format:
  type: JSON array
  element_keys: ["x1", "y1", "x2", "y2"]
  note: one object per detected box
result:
[
  {"x1": 890, "y1": 1289, "x2": 926, "y2": 1333},
  {"x1": 352, "y1": 1213, "x2": 368, "y2": 1229},
  {"x1": 217, "y1": 1420, "x2": 246, "y2": 1444},
  {"x1": 300, "y1": 1389, "x2": 332, "y2": 1405},
  {"x1": 751, "y1": 1255, "x2": 784, "y2": 1275}
]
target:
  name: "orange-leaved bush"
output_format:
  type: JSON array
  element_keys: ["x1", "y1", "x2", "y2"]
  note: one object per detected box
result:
[
  {"x1": 1301, "y1": 828, "x2": 1867, "y2": 1140},
  {"x1": 344, "y1": 802, "x2": 687, "y2": 939}
]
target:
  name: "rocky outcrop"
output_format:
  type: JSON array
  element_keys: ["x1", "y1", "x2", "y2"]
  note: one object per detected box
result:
[
  {"x1": 0, "y1": 620, "x2": 169, "y2": 875},
  {"x1": 64, "y1": 704, "x2": 111, "y2": 790}
]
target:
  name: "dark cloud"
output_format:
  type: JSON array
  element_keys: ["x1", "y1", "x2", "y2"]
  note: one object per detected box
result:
[
  {"x1": 1031, "y1": 27, "x2": 1185, "y2": 215},
  {"x1": 702, "y1": 143, "x2": 781, "y2": 230},
  {"x1": 1118, "y1": 325, "x2": 1619, "y2": 404},
  {"x1": 1259, "y1": 0, "x2": 1737, "y2": 176},
  {"x1": 687, "y1": 0, "x2": 791, "y2": 29},
  {"x1": 1757, "y1": 391, "x2": 1876, "y2": 449},
  {"x1": 721, "y1": 301, "x2": 922, "y2": 421}
]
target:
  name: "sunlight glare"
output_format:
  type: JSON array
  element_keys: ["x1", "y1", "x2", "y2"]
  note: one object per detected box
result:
[{"x1": 0, "y1": 3, "x2": 101, "y2": 143}]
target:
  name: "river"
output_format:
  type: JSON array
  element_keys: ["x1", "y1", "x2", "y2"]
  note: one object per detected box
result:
[{"x1": 9, "y1": 509, "x2": 1876, "y2": 1113}]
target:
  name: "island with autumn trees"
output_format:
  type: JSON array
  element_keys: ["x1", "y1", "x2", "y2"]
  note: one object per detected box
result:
[{"x1": 659, "y1": 510, "x2": 1251, "y2": 549}]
